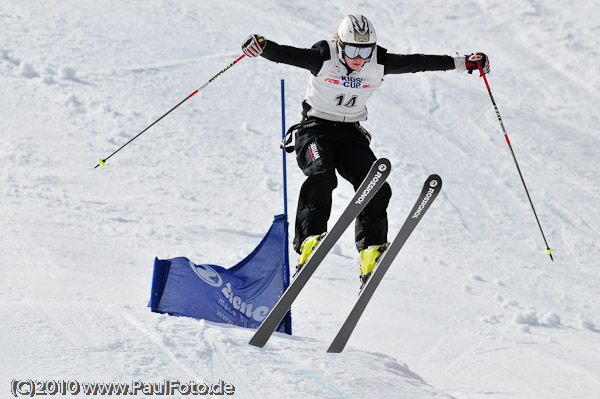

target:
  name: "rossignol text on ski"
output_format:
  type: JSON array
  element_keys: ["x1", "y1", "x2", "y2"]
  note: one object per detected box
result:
[{"x1": 356, "y1": 166, "x2": 386, "y2": 205}]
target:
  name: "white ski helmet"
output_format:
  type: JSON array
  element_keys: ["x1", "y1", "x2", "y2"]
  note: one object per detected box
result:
[{"x1": 336, "y1": 14, "x2": 377, "y2": 61}]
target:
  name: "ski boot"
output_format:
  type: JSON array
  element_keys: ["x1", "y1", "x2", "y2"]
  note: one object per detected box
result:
[
  {"x1": 294, "y1": 233, "x2": 327, "y2": 277},
  {"x1": 359, "y1": 243, "x2": 389, "y2": 290}
]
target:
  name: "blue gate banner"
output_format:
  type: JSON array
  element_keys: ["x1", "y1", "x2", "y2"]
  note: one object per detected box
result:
[{"x1": 149, "y1": 215, "x2": 291, "y2": 334}]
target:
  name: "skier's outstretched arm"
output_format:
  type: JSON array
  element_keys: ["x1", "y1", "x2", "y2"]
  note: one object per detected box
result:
[
  {"x1": 241, "y1": 34, "x2": 329, "y2": 75},
  {"x1": 379, "y1": 47, "x2": 490, "y2": 75}
]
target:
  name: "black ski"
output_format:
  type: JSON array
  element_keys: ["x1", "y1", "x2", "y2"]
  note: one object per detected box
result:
[
  {"x1": 327, "y1": 174, "x2": 442, "y2": 353},
  {"x1": 249, "y1": 158, "x2": 392, "y2": 348}
]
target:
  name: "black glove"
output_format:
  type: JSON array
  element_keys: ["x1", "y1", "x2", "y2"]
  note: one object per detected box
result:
[
  {"x1": 465, "y1": 52, "x2": 490, "y2": 74},
  {"x1": 241, "y1": 34, "x2": 266, "y2": 58}
]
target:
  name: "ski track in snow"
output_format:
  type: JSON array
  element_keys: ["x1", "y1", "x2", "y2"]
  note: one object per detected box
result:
[{"x1": 2, "y1": 1, "x2": 600, "y2": 398}]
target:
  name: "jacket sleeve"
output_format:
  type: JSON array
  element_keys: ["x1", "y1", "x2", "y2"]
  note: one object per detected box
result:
[
  {"x1": 261, "y1": 40, "x2": 330, "y2": 76},
  {"x1": 378, "y1": 46, "x2": 456, "y2": 75}
]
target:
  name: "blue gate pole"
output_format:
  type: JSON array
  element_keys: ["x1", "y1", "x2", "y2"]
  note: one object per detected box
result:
[
  {"x1": 281, "y1": 79, "x2": 288, "y2": 217},
  {"x1": 280, "y1": 79, "x2": 292, "y2": 334}
]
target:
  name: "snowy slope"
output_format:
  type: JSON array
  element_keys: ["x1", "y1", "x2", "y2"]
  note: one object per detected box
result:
[{"x1": 1, "y1": 1, "x2": 599, "y2": 398}]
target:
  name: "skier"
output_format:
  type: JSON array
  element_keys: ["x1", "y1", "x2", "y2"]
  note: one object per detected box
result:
[{"x1": 241, "y1": 14, "x2": 489, "y2": 287}]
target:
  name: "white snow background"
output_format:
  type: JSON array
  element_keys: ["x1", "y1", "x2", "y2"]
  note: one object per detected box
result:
[{"x1": 1, "y1": 0, "x2": 599, "y2": 398}]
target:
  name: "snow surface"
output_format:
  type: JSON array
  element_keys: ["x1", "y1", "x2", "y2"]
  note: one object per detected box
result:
[{"x1": 2, "y1": 1, "x2": 599, "y2": 398}]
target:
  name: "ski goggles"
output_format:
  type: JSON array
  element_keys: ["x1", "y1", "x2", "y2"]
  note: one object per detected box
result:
[{"x1": 341, "y1": 43, "x2": 375, "y2": 60}]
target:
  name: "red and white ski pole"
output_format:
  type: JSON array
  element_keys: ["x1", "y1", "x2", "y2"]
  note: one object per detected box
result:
[
  {"x1": 477, "y1": 64, "x2": 554, "y2": 261},
  {"x1": 95, "y1": 54, "x2": 247, "y2": 169}
]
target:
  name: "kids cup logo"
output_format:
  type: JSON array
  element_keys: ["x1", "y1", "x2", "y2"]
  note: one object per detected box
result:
[{"x1": 189, "y1": 262, "x2": 223, "y2": 287}]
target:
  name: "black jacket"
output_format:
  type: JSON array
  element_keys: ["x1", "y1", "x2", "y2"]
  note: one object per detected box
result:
[{"x1": 261, "y1": 39, "x2": 455, "y2": 76}]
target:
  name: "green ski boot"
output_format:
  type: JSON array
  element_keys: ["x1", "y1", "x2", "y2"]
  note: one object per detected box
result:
[
  {"x1": 359, "y1": 243, "x2": 389, "y2": 289},
  {"x1": 295, "y1": 233, "x2": 326, "y2": 277}
]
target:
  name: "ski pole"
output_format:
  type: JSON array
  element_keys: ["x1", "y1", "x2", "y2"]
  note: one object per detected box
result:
[
  {"x1": 95, "y1": 54, "x2": 246, "y2": 169},
  {"x1": 477, "y1": 64, "x2": 554, "y2": 261}
]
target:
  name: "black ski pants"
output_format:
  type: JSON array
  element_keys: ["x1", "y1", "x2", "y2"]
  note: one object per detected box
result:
[{"x1": 292, "y1": 119, "x2": 392, "y2": 254}]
